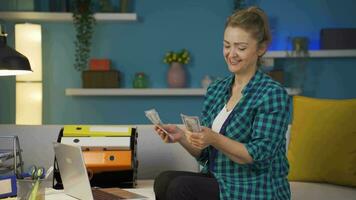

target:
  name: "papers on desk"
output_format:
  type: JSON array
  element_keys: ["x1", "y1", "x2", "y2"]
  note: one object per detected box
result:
[
  {"x1": 0, "y1": 152, "x2": 15, "y2": 174},
  {"x1": 0, "y1": 152, "x2": 13, "y2": 161}
]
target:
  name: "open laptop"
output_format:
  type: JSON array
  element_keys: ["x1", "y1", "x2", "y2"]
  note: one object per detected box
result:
[{"x1": 53, "y1": 142, "x2": 147, "y2": 200}]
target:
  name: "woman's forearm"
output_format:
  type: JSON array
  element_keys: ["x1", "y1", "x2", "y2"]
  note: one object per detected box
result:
[
  {"x1": 179, "y1": 134, "x2": 203, "y2": 158},
  {"x1": 211, "y1": 133, "x2": 253, "y2": 164}
]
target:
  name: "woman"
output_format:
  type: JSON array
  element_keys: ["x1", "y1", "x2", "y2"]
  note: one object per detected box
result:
[{"x1": 154, "y1": 6, "x2": 290, "y2": 200}]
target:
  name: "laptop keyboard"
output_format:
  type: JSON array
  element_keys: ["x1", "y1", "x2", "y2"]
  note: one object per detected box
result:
[{"x1": 92, "y1": 188, "x2": 124, "y2": 200}]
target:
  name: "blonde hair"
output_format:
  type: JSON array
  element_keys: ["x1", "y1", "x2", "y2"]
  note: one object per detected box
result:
[{"x1": 225, "y1": 6, "x2": 271, "y2": 60}]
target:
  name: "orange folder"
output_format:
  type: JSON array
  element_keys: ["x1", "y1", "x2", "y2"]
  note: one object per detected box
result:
[{"x1": 83, "y1": 150, "x2": 132, "y2": 173}]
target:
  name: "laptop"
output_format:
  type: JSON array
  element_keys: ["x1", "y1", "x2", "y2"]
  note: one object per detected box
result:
[{"x1": 53, "y1": 142, "x2": 147, "y2": 200}]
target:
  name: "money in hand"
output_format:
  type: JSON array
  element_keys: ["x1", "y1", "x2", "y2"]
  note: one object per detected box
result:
[
  {"x1": 145, "y1": 109, "x2": 171, "y2": 136},
  {"x1": 180, "y1": 114, "x2": 202, "y2": 132},
  {"x1": 145, "y1": 109, "x2": 163, "y2": 125}
]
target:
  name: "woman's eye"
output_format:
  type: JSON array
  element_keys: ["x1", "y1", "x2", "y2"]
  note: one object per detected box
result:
[
  {"x1": 224, "y1": 46, "x2": 230, "y2": 49},
  {"x1": 238, "y1": 48, "x2": 246, "y2": 51}
]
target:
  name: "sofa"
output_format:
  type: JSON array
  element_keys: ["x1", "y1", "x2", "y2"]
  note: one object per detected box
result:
[{"x1": 0, "y1": 124, "x2": 355, "y2": 199}]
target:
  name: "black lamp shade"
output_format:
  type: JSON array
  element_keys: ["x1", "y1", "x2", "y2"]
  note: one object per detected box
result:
[{"x1": 0, "y1": 35, "x2": 32, "y2": 76}]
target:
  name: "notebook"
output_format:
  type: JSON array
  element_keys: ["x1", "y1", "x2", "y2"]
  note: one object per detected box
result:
[{"x1": 53, "y1": 142, "x2": 147, "y2": 200}]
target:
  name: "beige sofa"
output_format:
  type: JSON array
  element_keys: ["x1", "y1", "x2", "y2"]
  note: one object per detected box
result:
[{"x1": 0, "y1": 124, "x2": 355, "y2": 199}]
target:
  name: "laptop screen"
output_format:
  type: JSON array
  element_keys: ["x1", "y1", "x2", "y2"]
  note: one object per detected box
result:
[
  {"x1": 53, "y1": 143, "x2": 147, "y2": 200},
  {"x1": 54, "y1": 142, "x2": 95, "y2": 200}
]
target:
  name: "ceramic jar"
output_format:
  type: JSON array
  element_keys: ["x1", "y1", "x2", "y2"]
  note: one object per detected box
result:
[
  {"x1": 133, "y1": 72, "x2": 148, "y2": 88},
  {"x1": 167, "y1": 62, "x2": 186, "y2": 88}
]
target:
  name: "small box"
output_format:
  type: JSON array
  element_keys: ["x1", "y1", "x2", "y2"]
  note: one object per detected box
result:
[
  {"x1": 82, "y1": 70, "x2": 120, "y2": 88},
  {"x1": 89, "y1": 59, "x2": 111, "y2": 71},
  {"x1": 320, "y1": 28, "x2": 356, "y2": 49}
]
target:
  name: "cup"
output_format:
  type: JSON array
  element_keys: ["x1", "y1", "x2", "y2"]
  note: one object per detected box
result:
[{"x1": 17, "y1": 179, "x2": 46, "y2": 200}]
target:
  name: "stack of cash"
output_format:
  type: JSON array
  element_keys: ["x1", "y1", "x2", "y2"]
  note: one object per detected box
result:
[
  {"x1": 145, "y1": 109, "x2": 171, "y2": 135},
  {"x1": 180, "y1": 114, "x2": 202, "y2": 132},
  {"x1": 144, "y1": 109, "x2": 163, "y2": 125},
  {"x1": 145, "y1": 109, "x2": 202, "y2": 133}
]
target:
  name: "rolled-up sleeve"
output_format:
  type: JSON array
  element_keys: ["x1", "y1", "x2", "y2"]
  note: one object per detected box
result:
[
  {"x1": 245, "y1": 87, "x2": 290, "y2": 167},
  {"x1": 196, "y1": 82, "x2": 217, "y2": 166}
]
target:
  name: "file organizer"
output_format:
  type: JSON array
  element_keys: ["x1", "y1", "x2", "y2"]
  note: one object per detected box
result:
[
  {"x1": 53, "y1": 125, "x2": 138, "y2": 189},
  {"x1": 0, "y1": 136, "x2": 23, "y2": 198}
]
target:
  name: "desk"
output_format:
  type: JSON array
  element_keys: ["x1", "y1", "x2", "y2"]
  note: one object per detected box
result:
[{"x1": 2, "y1": 180, "x2": 155, "y2": 200}]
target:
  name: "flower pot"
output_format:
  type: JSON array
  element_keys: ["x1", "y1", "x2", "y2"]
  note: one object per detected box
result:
[
  {"x1": 167, "y1": 62, "x2": 186, "y2": 88},
  {"x1": 119, "y1": 0, "x2": 130, "y2": 13}
]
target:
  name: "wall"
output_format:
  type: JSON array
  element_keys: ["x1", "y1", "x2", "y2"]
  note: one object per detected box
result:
[{"x1": 1, "y1": 0, "x2": 356, "y2": 124}]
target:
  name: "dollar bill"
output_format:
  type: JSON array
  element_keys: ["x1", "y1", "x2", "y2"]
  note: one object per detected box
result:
[
  {"x1": 145, "y1": 109, "x2": 162, "y2": 125},
  {"x1": 144, "y1": 109, "x2": 171, "y2": 136},
  {"x1": 180, "y1": 114, "x2": 202, "y2": 132}
]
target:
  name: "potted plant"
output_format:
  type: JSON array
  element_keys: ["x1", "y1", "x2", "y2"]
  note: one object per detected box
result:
[
  {"x1": 163, "y1": 49, "x2": 191, "y2": 88},
  {"x1": 285, "y1": 36, "x2": 310, "y2": 92},
  {"x1": 72, "y1": 0, "x2": 96, "y2": 72},
  {"x1": 233, "y1": 0, "x2": 246, "y2": 11}
]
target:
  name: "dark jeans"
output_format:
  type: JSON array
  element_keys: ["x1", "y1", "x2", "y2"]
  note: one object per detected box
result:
[{"x1": 154, "y1": 171, "x2": 220, "y2": 200}]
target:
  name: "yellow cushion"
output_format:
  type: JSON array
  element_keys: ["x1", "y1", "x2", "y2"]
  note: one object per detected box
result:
[{"x1": 288, "y1": 96, "x2": 356, "y2": 187}]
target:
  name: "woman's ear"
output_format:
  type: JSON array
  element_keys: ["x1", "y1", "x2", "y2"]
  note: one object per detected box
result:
[{"x1": 257, "y1": 42, "x2": 268, "y2": 57}]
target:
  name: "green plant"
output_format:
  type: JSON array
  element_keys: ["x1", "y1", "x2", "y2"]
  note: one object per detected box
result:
[
  {"x1": 72, "y1": 0, "x2": 96, "y2": 71},
  {"x1": 233, "y1": 0, "x2": 246, "y2": 11},
  {"x1": 163, "y1": 49, "x2": 191, "y2": 65}
]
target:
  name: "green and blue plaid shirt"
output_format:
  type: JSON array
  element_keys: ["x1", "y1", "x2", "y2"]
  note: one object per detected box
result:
[{"x1": 198, "y1": 70, "x2": 291, "y2": 200}]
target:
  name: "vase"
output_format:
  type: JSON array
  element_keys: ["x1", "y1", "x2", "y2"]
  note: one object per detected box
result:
[{"x1": 167, "y1": 62, "x2": 186, "y2": 88}]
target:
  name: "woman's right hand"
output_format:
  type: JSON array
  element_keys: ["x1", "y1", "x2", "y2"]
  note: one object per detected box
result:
[{"x1": 154, "y1": 124, "x2": 184, "y2": 143}]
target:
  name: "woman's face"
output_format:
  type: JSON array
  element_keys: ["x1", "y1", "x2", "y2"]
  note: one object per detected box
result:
[{"x1": 223, "y1": 26, "x2": 265, "y2": 74}]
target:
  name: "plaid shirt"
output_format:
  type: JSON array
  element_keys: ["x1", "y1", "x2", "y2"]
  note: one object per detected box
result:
[{"x1": 198, "y1": 70, "x2": 291, "y2": 200}]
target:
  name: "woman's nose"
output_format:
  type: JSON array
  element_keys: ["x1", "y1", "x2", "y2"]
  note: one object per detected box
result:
[{"x1": 229, "y1": 48, "x2": 238, "y2": 58}]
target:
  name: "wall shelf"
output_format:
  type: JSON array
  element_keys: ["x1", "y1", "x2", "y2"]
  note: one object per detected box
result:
[
  {"x1": 0, "y1": 12, "x2": 137, "y2": 22},
  {"x1": 66, "y1": 88, "x2": 206, "y2": 96},
  {"x1": 264, "y1": 49, "x2": 356, "y2": 58},
  {"x1": 65, "y1": 88, "x2": 302, "y2": 96}
]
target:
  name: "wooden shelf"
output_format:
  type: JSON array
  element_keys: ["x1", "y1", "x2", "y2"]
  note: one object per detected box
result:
[
  {"x1": 66, "y1": 88, "x2": 206, "y2": 96},
  {"x1": 65, "y1": 88, "x2": 302, "y2": 96},
  {"x1": 0, "y1": 12, "x2": 137, "y2": 22},
  {"x1": 264, "y1": 49, "x2": 356, "y2": 58}
]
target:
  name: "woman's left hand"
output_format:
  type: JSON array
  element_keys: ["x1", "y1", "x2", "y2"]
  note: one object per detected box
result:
[{"x1": 185, "y1": 126, "x2": 217, "y2": 149}]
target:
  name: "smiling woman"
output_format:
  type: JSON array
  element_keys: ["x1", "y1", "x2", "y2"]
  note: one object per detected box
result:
[
  {"x1": 223, "y1": 6, "x2": 271, "y2": 74},
  {"x1": 153, "y1": 6, "x2": 291, "y2": 200}
]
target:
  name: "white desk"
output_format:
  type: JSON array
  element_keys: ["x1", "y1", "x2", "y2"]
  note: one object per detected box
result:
[
  {"x1": 2, "y1": 180, "x2": 155, "y2": 200},
  {"x1": 125, "y1": 180, "x2": 155, "y2": 199}
]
